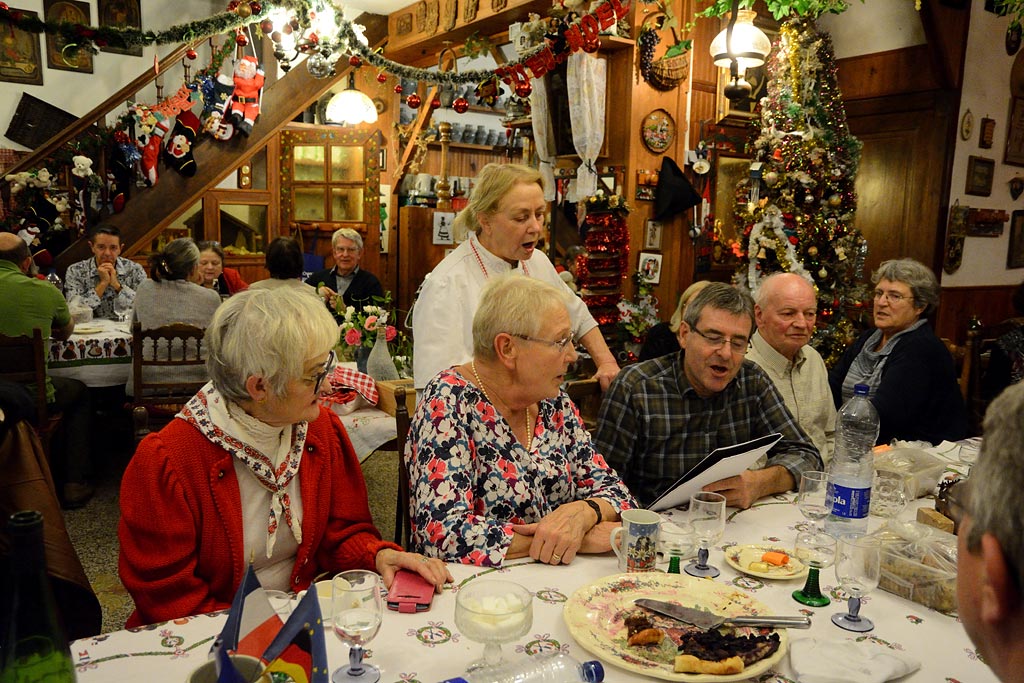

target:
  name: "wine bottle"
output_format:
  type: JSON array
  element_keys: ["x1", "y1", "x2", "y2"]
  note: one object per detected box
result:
[{"x1": 0, "y1": 511, "x2": 77, "y2": 683}]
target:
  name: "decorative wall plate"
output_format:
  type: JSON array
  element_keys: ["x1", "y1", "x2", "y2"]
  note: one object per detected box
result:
[
  {"x1": 641, "y1": 108, "x2": 676, "y2": 154},
  {"x1": 960, "y1": 109, "x2": 974, "y2": 141}
]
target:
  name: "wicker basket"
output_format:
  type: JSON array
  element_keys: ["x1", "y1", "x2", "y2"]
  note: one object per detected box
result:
[{"x1": 640, "y1": 12, "x2": 690, "y2": 92}]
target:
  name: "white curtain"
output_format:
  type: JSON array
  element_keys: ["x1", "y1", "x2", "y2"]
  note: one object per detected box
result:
[
  {"x1": 529, "y1": 75, "x2": 556, "y2": 201},
  {"x1": 567, "y1": 51, "x2": 607, "y2": 201}
]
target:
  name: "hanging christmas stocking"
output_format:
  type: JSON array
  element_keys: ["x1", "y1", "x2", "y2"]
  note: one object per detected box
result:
[
  {"x1": 135, "y1": 109, "x2": 168, "y2": 187},
  {"x1": 163, "y1": 110, "x2": 200, "y2": 177}
]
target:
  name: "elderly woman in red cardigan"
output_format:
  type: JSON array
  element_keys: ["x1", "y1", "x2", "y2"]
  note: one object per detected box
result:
[{"x1": 118, "y1": 286, "x2": 451, "y2": 627}]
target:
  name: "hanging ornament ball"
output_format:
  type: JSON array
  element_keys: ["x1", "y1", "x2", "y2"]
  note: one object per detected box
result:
[
  {"x1": 307, "y1": 53, "x2": 331, "y2": 79},
  {"x1": 260, "y1": 19, "x2": 274, "y2": 33},
  {"x1": 406, "y1": 93, "x2": 421, "y2": 109},
  {"x1": 281, "y1": 23, "x2": 292, "y2": 35},
  {"x1": 453, "y1": 97, "x2": 469, "y2": 114},
  {"x1": 515, "y1": 81, "x2": 532, "y2": 97},
  {"x1": 376, "y1": 72, "x2": 387, "y2": 83},
  {"x1": 235, "y1": 32, "x2": 249, "y2": 46},
  {"x1": 764, "y1": 171, "x2": 778, "y2": 186},
  {"x1": 349, "y1": 55, "x2": 361, "y2": 67},
  {"x1": 186, "y1": 48, "x2": 198, "y2": 60},
  {"x1": 249, "y1": 1, "x2": 261, "y2": 14},
  {"x1": 236, "y1": 2, "x2": 252, "y2": 18},
  {"x1": 828, "y1": 194, "x2": 842, "y2": 207},
  {"x1": 818, "y1": 267, "x2": 828, "y2": 279},
  {"x1": 289, "y1": 17, "x2": 300, "y2": 30},
  {"x1": 506, "y1": 127, "x2": 513, "y2": 138},
  {"x1": 430, "y1": 97, "x2": 441, "y2": 109},
  {"x1": 227, "y1": 0, "x2": 239, "y2": 10},
  {"x1": 394, "y1": 84, "x2": 403, "y2": 94},
  {"x1": 271, "y1": 30, "x2": 282, "y2": 42},
  {"x1": 808, "y1": 245, "x2": 819, "y2": 257},
  {"x1": 803, "y1": 194, "x2": 814, "y2": 204}
]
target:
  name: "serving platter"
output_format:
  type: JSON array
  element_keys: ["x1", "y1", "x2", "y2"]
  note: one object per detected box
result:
[
  {"x1": 725, "y1": 544, "x2": 808, "y2": 580},
  {"x1": 563, "y1": 572, "x2": 787, "y2": 682}
]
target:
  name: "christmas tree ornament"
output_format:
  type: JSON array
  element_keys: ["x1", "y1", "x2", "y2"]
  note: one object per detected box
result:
[
  {"x1": 349, "y1": 54, "x2": 361, "y2": 67},
  {"x1": 234, "y1": 31, "x2": 248, "y2": 46},
  {"x1": 260, "y1": 19, "x2": 274, "y2": 33},
  {"x1": 306, "y1": 53, "x2": 331, "y2": 78},
  {"x1": 236, "y1": 2, "x2": 252, "y2": 18},
  {"x1": 430, "y1": 96, "x2": 441, "y2": 108},
  {"x1": 186, "y1": 48, "x2": 197, "y2": 60},
  {"x1": 453, "y1": 97, "x2": 469, "y2": 114},
  {"x1": 376, "y1": 72, "x2": 388, "y2": 83},
  {"x1": 515, "y1": 81, "x2": 532, "y2": 97},
  {"x1": 394, "y1": 84, "x2": 403, "y2": 94},
  {"x1": 249, "y1": 1, "x2": 261, "y2": 13},
  {"x1": 406, "y1": 93, "x2": 421, "y2": 109}
]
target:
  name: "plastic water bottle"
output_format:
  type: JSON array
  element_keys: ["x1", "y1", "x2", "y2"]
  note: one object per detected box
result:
[
  {"x1": 825, "y1": 383, "x2": 879, "y2": 538},
  {"x1": 440, "y1": 653, "x2": 604, "y2": 683}
]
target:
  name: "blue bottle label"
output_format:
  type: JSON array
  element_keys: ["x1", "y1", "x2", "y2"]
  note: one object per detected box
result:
[{"x1": 829, "y1": 482, "x2": 871, "y2": 519}]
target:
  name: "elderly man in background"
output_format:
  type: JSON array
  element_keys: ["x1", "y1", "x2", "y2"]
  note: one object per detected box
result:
[
  {"x1": 595, "y1": 282, "x2": 821, "y2": 509},
  {"x1": 305, "y1": 227, "x2": 384, "y2": 323},
  {"x1": 64, "y1": 224, "x2": 146, "y2": 321},
  {"x1": 746, "y1": 273, "x2": 835, "y2": 465},
  {"x1": 0, "y1": 232, "x2": 94, "y2": 507},
  {"x1": 956, "y1": 381, "x2": 1024, "y2": 682}
]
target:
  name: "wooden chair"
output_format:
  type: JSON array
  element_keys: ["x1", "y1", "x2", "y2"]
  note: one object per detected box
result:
[
  {"x1": 0, "y1": 329, "x2": 62, "y2": 456},
  {"x1": 941, "y1": 335, "x2": 972, "y2": 405},
  {"x1": 130, "y1": 322, "x2": 208, "y2": 442},
  {"x1": 967, "y1": 317, "x2": 1024, "y2": 433},
  {"x1": 565, "y1": 378, "x2": 603, "y2": 433},
  {"x1": 392, "y1": 385, "x2": 412, "y2": 546}
]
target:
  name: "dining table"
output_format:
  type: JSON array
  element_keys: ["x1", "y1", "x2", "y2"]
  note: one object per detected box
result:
[
  {"x1": 70, "y1": 466, "x2": 993, "y2": 683},
  {"x1": 47, "y1": 318, "x2": 133, "y2": 388}
]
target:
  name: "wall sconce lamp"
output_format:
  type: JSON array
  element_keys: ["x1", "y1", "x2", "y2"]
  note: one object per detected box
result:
[
  {"x1": 325, "y1": 72, "x2": 378, "y2": 125},
  {"x1": 709, "y1": 1, "x2": 771, "y2": 102}
]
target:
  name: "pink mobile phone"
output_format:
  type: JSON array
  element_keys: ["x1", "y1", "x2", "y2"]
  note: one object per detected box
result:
[{"x1": 387, "y1": 569, "x2": 435, "y2": 613}]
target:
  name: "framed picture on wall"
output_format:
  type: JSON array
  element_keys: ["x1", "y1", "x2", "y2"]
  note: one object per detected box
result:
[
  {"x1": 965, "y1": 155, "x2": 995, "y2": 196},
  {"x1": 1005, "y1": 97, "x2": 1024, "y2": 166},
  {"x1": 98, "y1": 0, "x2": 143, "y2": 57},
  {"x1": 0, "y1": 8, "x2": 43, "y2": 85},
  {"x1": 639, "y1": 252, "x2": 663, "y2": 284},
  {"x1": 644, "y1": 220, "x2": 663, "y2": 250},
  {"x1": 1009, "y1": 210, "x2": 1024, "y2": 268},
  {"x1": 44, "y1": 0, "x2": 93, "y2": 73}
]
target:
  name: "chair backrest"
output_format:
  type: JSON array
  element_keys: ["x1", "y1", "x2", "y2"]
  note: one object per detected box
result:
[
  {"x1": 131, "y1": 321, "x2": 208, "y2": 408},
  {"x1": 967, "y1": 317, "x2": 1024, "y2": 433},
  {"x1": 393, "y1": 385, "x2": 412, "y2": 546},
  {"x1": 941, "y1": 336, "x2": 972, "y2": 404},
  {"x1": 565, "y1": 378, "x2": 602, "y2": 433},
  {"x1": 0, "y1": 329, "x2": 50, "y2": 428}
]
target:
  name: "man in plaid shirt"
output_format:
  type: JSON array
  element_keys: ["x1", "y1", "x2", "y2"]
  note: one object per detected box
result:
[{"x1": 595, "y1": 283, "x2": 822, "y2": 509}]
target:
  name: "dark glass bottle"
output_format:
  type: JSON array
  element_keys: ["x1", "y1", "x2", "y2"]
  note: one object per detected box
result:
[{"x1": 0, "y1": 511, "x2": 77, "y2": 683}]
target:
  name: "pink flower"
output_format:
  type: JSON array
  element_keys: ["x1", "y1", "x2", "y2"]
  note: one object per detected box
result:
[
  {"x1": 363, "y1": 315, "x2": 378, "y2": 330},
  {"x1": 344, "y1": 328, "x2": 362, "y2": 346},
  {"x1": 385, "y1": 325, "x2": 397, "y2": 342}
]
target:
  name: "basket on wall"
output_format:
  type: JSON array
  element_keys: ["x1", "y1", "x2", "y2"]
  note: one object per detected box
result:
[{"x1": 638, "y1": 12, "x2": 690, "y2": 92}]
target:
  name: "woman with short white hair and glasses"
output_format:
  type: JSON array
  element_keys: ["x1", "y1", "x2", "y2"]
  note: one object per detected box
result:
[
  {"x1": 828, "y1": 257, "x2": 967, "y2": 444},
  {"x1": 119, "y1": 287, "x2": 450, "y2": 628},
  {"x1": 407, "y1": 275, "x2": 636, "y2": 568}
]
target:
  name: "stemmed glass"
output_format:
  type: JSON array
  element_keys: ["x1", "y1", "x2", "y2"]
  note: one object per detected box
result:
[
  {"x1": 685, "y1": 492, "x2": 727, "y2": 578},
  {"x1": 796, "y1": 471, "x2": 831, "y2": 531},
  {"x1": 454, "y1": 579, "x2": 533, "y2": 671},
  {"x1": 792, "y1": 529, "x2": 838, "y2": 606},
  {"x1": 331, "y1": 571, "x2": 384, "y2": 683},
  {"x1": 832, "y1": 535, "x2": 881, "y2": 632},
  {"x1": 870, "y1": 469, "x2": 909, "y2": 541}
]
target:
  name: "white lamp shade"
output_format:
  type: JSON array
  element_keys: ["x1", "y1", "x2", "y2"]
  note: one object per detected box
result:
[
  {"x1": 709, "y1": 10, "x2": 771, "y2": 71},
  {"x1": 325, "y1": 89, "x2": 378, "y2": 125}
]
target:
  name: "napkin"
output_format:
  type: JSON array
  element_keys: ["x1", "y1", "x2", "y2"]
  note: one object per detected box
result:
[
  {"x1": 789, "y1": 637, "x2": 921, "y2": 683},
  {"x1": 320, "y1": 366, "x2": 379, "y2": 407}
]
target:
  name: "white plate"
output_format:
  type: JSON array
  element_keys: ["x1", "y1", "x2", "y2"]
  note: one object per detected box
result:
[
  {"x1": 73, "y1": 325, "x2": 103, "y2": 335},
  {"x1": 725, "y1": 544, "x2": 808, "y2": 580},
  {"x1": 563, "y1": 572, "x2": 787, "y2": 682}
]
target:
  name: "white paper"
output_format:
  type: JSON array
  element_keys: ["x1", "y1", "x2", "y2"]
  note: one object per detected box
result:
[{"x1": 648, "y1": 433, "x2": 783, "y2": 512}]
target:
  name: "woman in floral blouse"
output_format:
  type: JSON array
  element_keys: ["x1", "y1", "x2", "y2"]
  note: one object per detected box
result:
[{"x1": 406, "y1": 275, "x2": 637, "y2": 567}]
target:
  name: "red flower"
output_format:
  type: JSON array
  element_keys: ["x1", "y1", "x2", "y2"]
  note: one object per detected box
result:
[
  {"x1": 363, "y1": 315, "x2": 378, "y2": 330},
  {"x1": 385, "y1": 325, "x2": 396, "y2": 342},
  {"x1": 344, "y1": 328, "x2": 362, "y2": 346}
]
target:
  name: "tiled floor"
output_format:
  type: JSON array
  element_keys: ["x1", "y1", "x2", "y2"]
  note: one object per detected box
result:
[{"x1": 65, "y1": 446, "x2": 399, "y2": 634}]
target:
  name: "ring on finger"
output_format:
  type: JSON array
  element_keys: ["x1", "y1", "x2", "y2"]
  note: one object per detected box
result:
[{"x1": 551, "y1": 553, "x2": 562, "y2": 563}]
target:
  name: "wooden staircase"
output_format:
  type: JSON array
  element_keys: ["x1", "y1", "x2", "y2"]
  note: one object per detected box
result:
[{"x1": 2, "y1": 13, "x2": 386, "y2": 273}]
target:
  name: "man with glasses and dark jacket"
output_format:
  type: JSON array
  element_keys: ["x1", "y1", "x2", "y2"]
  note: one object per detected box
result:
[
  {"x1": 595, "y1": 283, "x2": 821, "y2": 508},
  {"x1": 305, "y1": 228, "x2": 383, "y2": 323}
]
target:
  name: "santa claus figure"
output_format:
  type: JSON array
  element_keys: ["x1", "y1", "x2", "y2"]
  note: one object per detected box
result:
[{"x1": 229, "y1": 56, "x2": 264, "y2": 137}]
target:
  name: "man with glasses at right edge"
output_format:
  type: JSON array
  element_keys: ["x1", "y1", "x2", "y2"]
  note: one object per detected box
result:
[
  {"x1": 954, "y1": 381, "x2": 1024, "y2": 682},
  {"x1": 595, "y1": 283, "x2": 822, "y2": 509}
]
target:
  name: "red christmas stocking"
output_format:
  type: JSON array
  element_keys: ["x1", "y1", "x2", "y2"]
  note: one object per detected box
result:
[
  {"x1": 137, "y1": 115, "x2": 167, "y2": 187},
  {"x1": 163, "y1": 110, "x2": 200, "y2": 177}
]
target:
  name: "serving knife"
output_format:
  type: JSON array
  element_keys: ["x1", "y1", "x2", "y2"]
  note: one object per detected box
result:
[{"x1": 634, "y1": 598, "x2": 811, "y2": 630}]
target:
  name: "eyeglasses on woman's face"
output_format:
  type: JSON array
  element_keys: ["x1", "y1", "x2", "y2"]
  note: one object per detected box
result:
[
  {"x1": 513, "y1": 333, "x2": 576, "y2": 353},
  {"x1": 691, "y1": 327, "x2": 749, "y2": 354},
  {"x1": 873, "y1": 289, "x2": 911, "y2": 304},
  {"x1": 302, "y1": 350, "x2": 337, "y2": 393}
]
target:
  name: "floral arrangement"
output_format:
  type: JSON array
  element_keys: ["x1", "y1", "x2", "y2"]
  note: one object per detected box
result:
[
  {"x1": 617, "y1": 272, "x2": 660, "y2": 342},
  {"x1": 336, "y1": 292, "x2": 412, "y2": 378},
  {"x1": 584, "y1": 189, "x2": 630, "y2": 214}
]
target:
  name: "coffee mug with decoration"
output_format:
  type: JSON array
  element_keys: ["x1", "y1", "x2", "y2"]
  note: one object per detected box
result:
[{"x1": 610, "y1": 509, "x2": 661, "y2": 572}]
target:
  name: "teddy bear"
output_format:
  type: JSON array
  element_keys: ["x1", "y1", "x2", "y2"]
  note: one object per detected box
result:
[
  {"x1": 4, "y1": 171, "x2": 31, "y2": 195},
  {"x1": 228, "y1": 56, "x2": 264, "y2": 137},
  {"x1": 71, "y1": 155, "x2": 94, "y2": 179}
]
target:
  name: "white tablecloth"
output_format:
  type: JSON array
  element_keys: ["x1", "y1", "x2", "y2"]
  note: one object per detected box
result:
[
  {"x1": 335, "y1": 406, "x2": 397, "y2": 462},
  {"x1": 70, "y1": 492, "x2": 995, "y2": 683},
  {"x1": 48, "y1": 319, "x2": 132, "y2": 388}
]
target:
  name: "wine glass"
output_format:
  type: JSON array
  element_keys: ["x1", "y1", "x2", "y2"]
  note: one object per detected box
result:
[
  {"x1": 685, "y1": 492, "x2": 727, "y2": 578},
  {"x1": 796, "y1": 471, "x2": 831, "y2": 532},
  {"x1": 791, "y1": 529, "x2": 837, "y2": 607},
  {"x1": 331, "y1": 571, "x2": 384, "y2": 683},
  {"x1": 870, "y1": 469, "x2": 908, "y2": 541},
  {"x1": 832, "y1": 535, "x2": 881, "y2": 632},
  {"x1": 454, "y1": 579, "x2": 533, "y2": 671}
]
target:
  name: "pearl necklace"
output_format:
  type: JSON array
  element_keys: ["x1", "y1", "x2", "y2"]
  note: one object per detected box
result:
[{"x1": 470, "y1": 360, "x2": 532, "y2": 452}]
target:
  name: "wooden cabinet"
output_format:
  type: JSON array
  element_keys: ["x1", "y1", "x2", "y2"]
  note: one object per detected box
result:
[{"x1": 395, "y1": 206, "x2": 449, "y2": 317}]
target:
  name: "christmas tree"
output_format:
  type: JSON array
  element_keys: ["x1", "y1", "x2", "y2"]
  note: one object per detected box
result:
[{"x1": 733, "y1": 17, "x2": 868, "y2": 366}]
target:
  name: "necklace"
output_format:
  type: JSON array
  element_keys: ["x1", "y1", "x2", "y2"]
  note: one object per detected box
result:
[
  {"x1": 470, "y1": 236, "x2": 530, "y2": 279},
  {"x1": 470, "y1": 360, "x2": 532, "y2": 452}
]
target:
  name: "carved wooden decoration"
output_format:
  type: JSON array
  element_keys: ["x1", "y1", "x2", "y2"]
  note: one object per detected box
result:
[
  {"x1": 424, "y1": 0, "x2": 440, "y2": 35},
  {"x1": 442, "y1": 0, "x2": 457, "y2": 31},
  {"x1": 463, "y1": 0, "x2": 478, "y2": 23},
  {"x1": 415, "y1": 2, "x2": 426, "y2": 31},
  {"x1": 492, "y1": 0, "x2": 507, "y2": 9},
  {"x1": 396, "y1": 12, "x2": 413, "y2": 35}
]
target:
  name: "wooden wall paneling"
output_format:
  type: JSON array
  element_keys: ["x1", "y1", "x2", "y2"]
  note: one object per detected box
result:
[
  {"x1": 836, "y1": 46, "x2": 942, "y2": 101},
  {"x1": 936, "y1": 285, "x2": 1019, "y2": 344},
  {"x1": 397, "y1": 206, "x2": 449, "y2": 318}
]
